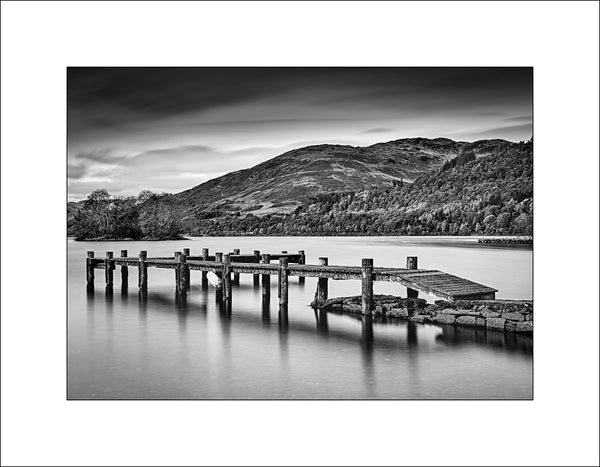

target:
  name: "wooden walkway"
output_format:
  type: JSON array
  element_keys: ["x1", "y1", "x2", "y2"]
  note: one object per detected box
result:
[{"x1": 86, "y1": 249, "x2": 497, "y2": 314}]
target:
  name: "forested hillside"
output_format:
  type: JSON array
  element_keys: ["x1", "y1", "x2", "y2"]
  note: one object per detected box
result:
[{"x1": 185, "y1": 139, "x2": 532, "y2": 236}]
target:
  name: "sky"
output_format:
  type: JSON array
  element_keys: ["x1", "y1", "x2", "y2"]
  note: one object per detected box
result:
[{"x1": 67, "y1": 67, "x2": 532, "y2": 201}]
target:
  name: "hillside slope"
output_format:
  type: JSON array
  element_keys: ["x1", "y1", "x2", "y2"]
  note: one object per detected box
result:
[
  {"x1": 185, "y1": 139, "x2": 532, "y2": 236},
  {"x1": 175, "y1": 138, "x2": 508, "y2": 218}
]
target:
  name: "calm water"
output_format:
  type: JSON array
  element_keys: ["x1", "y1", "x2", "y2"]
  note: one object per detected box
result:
[{"x1": 68, "y1": 236, "x2": 532, "y2": 399}]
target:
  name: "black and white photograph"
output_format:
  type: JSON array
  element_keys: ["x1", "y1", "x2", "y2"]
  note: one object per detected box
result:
[
  {"x1": 2, "y1": 2, "x2": 598, "y2": 466},
  {"x1": 67, "y1": 67, "x2": 534, "y2": 400}
]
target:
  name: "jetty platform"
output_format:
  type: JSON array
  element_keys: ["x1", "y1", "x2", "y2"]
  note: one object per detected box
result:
[{"x1": 86, "y1": 249, "x2": 498, "y2": 315}]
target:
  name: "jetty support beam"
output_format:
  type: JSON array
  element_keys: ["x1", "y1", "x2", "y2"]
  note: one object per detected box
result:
[
  {"x1": 298, "y1": 250, "x2": 306, "y2": 284},
  {"x1": 138, "y1": 250, "x2": 148, "y2": 292},
  {"x1": 279, "y1": 257, "x2": 289, "y2": 311},
  {"x1": 261, "y1": 254, "x2": 271, "y2": 296},
  {"x1": 183, "y1": 248, "x2": 191, "y2": 289},
  {"x1": 86, "y1": 251, "x2": 95, "y2": 289},
  {"x1": 177, "y1": 253, "x2": 188, "y2": 296},
  {"x1": 253, "y1": 250, "x2": 261, "y2": 286},
  {"x1": 105, "y1": 251, "x2": 114, "y2": 290},
  {"x1": 406, "y1": 256, "x2": 419, "y2": 298},
  {"x1": 120, "y1": 249, "x2": 128, "y2": 292},
  {"x1": 233, "y1": 249, "x2": 240, "y2": 285},
  {"x1": 317, "y1": 257, "x2": 328, "y2": 301},
  {"x1": 361, "y1": 258, "x2": 374, "y2": 315},
  {"x1": 201, "y1": 248, "x2": 209, "y2": 287}
]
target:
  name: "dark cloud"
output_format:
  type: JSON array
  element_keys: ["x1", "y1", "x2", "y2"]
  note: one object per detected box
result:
[
  {"x1": 363, "y1": 128, "x2": 394, "y2": 134},
  {"x1": 68, "y1": 67, "x2": 532, "y2": 199}
]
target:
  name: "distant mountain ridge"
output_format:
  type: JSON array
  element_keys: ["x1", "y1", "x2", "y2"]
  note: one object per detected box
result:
[{"x1": 174, "y1": 137, "x2": 510, "y2": 219}]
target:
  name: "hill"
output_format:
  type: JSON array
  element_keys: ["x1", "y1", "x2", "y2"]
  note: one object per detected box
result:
[
  {"x1": 185, "y1": 139, "x2": 532, "y2": 236},
  {"x1": 175, "y1": 138, "x2": 508, "y2": 218}
]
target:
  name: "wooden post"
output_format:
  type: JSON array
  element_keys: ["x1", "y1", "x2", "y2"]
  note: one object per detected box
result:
[
  {"x1": 361, "y1": 258, "x2": 374, "y2": 315},
  {"x1": 183, "y1": 248, "x2": 191, "y2": 289},
  {"x1": 177, "y1": 253, "x2": 188, "y2": 296},
  {"x1": 201, "y1": 248, "x2": 209, "y2": 287},
  {"x1": 223, "y1": 254, "x2": 232, "y2": 301},
  {"x1": 86, "y1": 251, "x2": 95, "y2": 286},
  {"x1": 233, "y1": 248, "x2": 240, "y2": 285},
  {"x1": 261, "y1": 253, "x2": 270, "y2": 297},
  {"x1": 298, "y1": 250, "x2": 305, "y2": 284},
  {"x1": 214, "y1": 252, "x2": 223, "y2": 301},
  {"x1": 317, "y1": 257, "x2": 328, "y2": 302},
  {"x1": 138, "y1": 250, "x2": 148, "y2": 292},
  {"x1": 174, "y1": 251, "x2": 181, "y2": 287},
  {"x1": 406, "y1": 256, "x2": 419, "y2": 298},
  {"x1": 279, "y1": 257, "x2": 289, "y2": 310},
  {"x1": 105, "y1": 251, "x2": 113, "y2": 288},
  {"x1": 120, "y1": 249, "x2": 128, "y2": 291},
  {"x1": 253, "y1": 250, "x2": 261, "y2": 286}
]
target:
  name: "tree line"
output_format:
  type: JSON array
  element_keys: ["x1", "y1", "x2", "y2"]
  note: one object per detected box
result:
[{"x1": 70, "y1": 189, "x2": 185, "y2": 240}]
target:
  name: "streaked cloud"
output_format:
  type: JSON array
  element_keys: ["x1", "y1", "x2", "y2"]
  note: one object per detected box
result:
[{"x1": 68, "y1": 67, "x2": 532, "y2": 200}]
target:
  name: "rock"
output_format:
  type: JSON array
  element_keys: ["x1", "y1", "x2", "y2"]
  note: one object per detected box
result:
[
  {"x1": 486, "y1": 317, "x2": 506, "y2": 330},
  {"x1": 410, "y1": 314, "x2": 431, "y2": 324},
  {"x1": 480, "y1": 307, "x2": 500, "y2": 318},
  {"x1": 525, "y1": 314, "x2": 533, "y2": 321},
  {"x1": 342, "y1": 304, "x2": 363, "y2": 314},
  {"x1": 475, "y1": 317, "x2": 487, "y2": 327},
  {"x1": 505, "y1": 321, "x2": 517, "y2": 332},
  {"x1": 433, "y1": 314, "x2": 456, "y2": 325},
  {"x1": 502, "y1": 311, "x2": 524, "y2": 321},
  {"x1": 439, "y1": 308, "x2": 465, "y2": 315},
  {"x1": 516, "y1": 321, "x2": 533, "y2": 332},
  {"x1": 456, "y1": 316, "x2": 477, "y2": 326},
  {"x1": 388, "y1": 307, "x2": 409, "y2": 318}
]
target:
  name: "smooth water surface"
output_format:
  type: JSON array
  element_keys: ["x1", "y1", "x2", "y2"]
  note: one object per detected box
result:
[{"x1": 68, "y1": 236, "x2": 532, "y2": 399}]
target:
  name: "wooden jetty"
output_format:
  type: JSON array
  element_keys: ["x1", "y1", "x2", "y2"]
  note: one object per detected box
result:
[{"x1": 86, "y1": 249, "x2": 497, "y2": 315}]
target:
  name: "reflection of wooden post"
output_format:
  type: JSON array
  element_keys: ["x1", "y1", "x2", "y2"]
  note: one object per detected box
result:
[
  {"x1": 253, "y1": 250, "x2": 261, "y2": 286},
  {"x1": 105, "y1": 251, "x2": 114, "y2": 288},
  {"x1": 317, "y1": 257, "x2": 328, "y2": 302},
  {"x1": 233, "y1": 249, "x2": 240, "y2": 285},
  {"x1": 406, "y1": 256, "x2": 419, "y2": 298},
  {"x1": 86, "y1": 251, "x2": 95, "y2": 286},
  {"x1": 223, "y1": 254, "x2": 232, "y2": 301},
  {"x1": 201, "y1": 248, "x2": 209, "y2": 287},
  {"x1": 298, "y1": 250, "x2": 305, "y2": 284},
  {"x1": 361, "y1": 258, "x2": 374, "y2": 315},
  {"x1": 183, "y1": 248, "x2": 191, "y2": 289},
  {"x1": 279, "y1": 257, "x2": 288, "y2": 308},
  {"x1": 261, "y1": 254, "x2": 271, "y2": 297},
  {"x1": 138, "y1": 250, "x2": 148, "y2": 291},
  {"x1": 120, "y1": 249, "x2": 128, "y2": 290}
]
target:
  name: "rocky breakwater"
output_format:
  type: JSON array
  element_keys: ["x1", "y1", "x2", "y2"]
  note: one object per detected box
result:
[{"x1": 312, "y1": 295, "x2": 533, "y2": 334}]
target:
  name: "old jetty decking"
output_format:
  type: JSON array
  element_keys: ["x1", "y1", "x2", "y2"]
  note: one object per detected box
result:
[{"x1": 86, "y1": 249, "x2": 497, "y2": 314}]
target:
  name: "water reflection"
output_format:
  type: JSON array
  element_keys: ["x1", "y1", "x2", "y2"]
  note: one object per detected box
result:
[{"x1": 435, "y1": 324, "x2": 533, "y2": 354}]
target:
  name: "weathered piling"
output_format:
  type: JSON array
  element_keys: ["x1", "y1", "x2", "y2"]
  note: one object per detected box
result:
[
  {"x1": 215, "y1": 252, "x2": 224, "y2": 300},
  {"x1": 406, "y1": 256, "x2": 419, "y2": 298},
  {"x1": 223, "y1": 254, "x2": 232, "y2": 301},
  {"x1": 253, "y1": 250, "x2": 261, "y2": 286},
  {"x1": 105, "y1": 251, "x2": 114, "y2": 288},
  {"x1": 279, "y1": 257, "x2": 289, "y2": 309},
  {"x1": 177, "y1": 253, "x2": 188, "y2": 295},
  {"x1": 317, "y1": 257, "x2": 328, "y2": 301},
  {"x1": 138, "y1": 250, "x2": 148, "y2": 292},
  {"x1": 298, "y1": 250, "x2": 306, "y2": 284},
  {"x1": 361, "y1": 258, "x2": 374, "y2": 315},
  {"x1": 261, "y1": 253, "x2": 271, "y2": 296},
  {"x1": 174, "y1": 251, "x2": 181, "y2": 287},
  {"x1": 86, "y1": 251, "x2": 95, "y2": 287},
  {"x1": 183, "y1": 248, "x2": 191, "y2": 289},
  {"x1": 120, "y1": 249, "x2": 128, "y2": 292},
  {"x1": 233, "y1": 249, "x2": 240, "y2": 285},
  {"x1": 201, "y1": 248, "x2": 209, "y2": 287}
]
